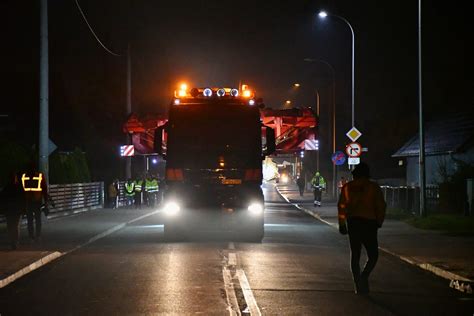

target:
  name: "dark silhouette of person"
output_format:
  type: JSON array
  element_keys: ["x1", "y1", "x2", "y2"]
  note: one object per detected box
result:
[
  {"x1": 1, "y1": 171, "x2": 23, "y2": 249},
  {"x1": 296, "y1": 175, "x2": 305, "y2": 197},
  {"x1": 22, "y1": 163, "x2": 49, "y2": 241},
  {"x1": 337, "y1": 162, "x2": 386, "y2": 294}
]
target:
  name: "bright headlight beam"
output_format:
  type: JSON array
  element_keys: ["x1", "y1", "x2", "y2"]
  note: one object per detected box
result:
[
  {"x1": 163, "y1": 202, "x2": 180, "y2": 216},
  {"x1": 248, "y1": 203, "x2": 263, "y2": 215}
]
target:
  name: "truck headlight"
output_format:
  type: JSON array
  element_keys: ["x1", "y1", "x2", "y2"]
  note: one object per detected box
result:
[
  {"x1": 163, "y1": 201, "x2": 180, "y2": 216},
  {"x1": 248, "y1": 203, "x2": 263, "y2": 215}
]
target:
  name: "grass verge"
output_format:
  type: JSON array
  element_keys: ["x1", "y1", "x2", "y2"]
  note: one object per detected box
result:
[{"x1": 387, "y1": 208, "x2": 474, "y2": 236}]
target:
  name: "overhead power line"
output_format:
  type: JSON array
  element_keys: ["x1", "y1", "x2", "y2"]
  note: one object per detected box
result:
[{"x1": 75, "y1": 0, "x2": 122, "y2": 56}]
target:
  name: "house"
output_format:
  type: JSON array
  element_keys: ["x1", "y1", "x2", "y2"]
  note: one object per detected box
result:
[{"x1": 392, "y1": 112, "x2": 474, "y2": 186}]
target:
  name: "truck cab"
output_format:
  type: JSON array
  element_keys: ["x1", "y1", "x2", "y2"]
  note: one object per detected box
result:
[{"x1": 155, "y1": 85, "x2": 275, "y2": 241}]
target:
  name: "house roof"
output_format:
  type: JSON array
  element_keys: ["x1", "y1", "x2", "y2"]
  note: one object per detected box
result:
[{"x1": 392, "y1": 112, "x2": 474, "y2": 157}]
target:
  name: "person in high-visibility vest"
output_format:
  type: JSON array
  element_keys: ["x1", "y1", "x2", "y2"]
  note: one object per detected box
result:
[
  {"x1": 21, "y1": 164, "x2": 50, "y2": 241},
  {"x1": 145, "y1": 175, "x2": 159, "y2": 207},
  {"x1": 134, "y1": 176, "x2": 144, "y2": 209},
  {"x1": 311, "y1": 171, "x2": 326, "y2": 207},
  {"x1": 337, "y1": 162, "x2": 386, "y2": 294},
  {"x1": 124, "y1": 178, "x2": 135, "y2": 206}
]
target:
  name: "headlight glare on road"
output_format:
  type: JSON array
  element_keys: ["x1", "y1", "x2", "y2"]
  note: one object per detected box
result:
[
  {"x1": 280, "y1": 174, "x2": 289, "y2": 183},
  {"x1": 248, "y1": 203, "x2": 263, "y2": 215},
  {"x1": 163, "y1": 201, "x2": 180, "y2": 216}
]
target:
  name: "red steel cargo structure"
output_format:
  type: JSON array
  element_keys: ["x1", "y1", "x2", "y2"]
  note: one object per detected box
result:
[{"x1": 123, "y1": 107, "x2": 317, "y2": 155}]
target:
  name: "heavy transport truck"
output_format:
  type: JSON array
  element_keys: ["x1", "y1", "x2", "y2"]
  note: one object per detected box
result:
[{"x1": 154, "y1": 84, "x2": 275, "y2": 241}]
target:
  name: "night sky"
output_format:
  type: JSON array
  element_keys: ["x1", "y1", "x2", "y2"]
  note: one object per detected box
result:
[{"x1": 2, "y1": 0, "x2": 473, "y2": 180}]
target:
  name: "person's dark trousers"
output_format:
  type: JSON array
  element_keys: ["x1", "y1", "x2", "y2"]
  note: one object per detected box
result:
[
  {"x1": 347, "y1": 217, "x2": 379, "y2": 293},
  {"x1": 26, "y1": 207, "x2": 42, "y2": 240},
  {"x1": 313, "y1": 189, "x2": 322, "y2": 204},
  {"x1": 134, "y1": 192, "x2": 141, "y2": 208},
  {"x1": 6, "y1": 213, "x2": 21, "y2": 249},
  {"x1": 298, "y1": 186, "x2": 304, "y2": 196}
]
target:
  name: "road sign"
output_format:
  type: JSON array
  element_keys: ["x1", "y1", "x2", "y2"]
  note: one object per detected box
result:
[
  {"x1": 345, "y1": 142, "x2": 362, "y2": 157},
  {"x1": 346, "y1": 127, "x2": 362, "y2": 142},
  {"x1": 120, "y1": 145, "x2": 134, "y2": 157},
  {"x1": 48, "y1": 139, "x2": 57, "y2": 156},
  {"x1": 331, "y1": 151, "x2": 346, "y2": 166},
  {"x1": 348, "y1": 157, "x2": 360, "y2": 165},
  {"x1": 304, "y1": 139, "x2": 319, "y2": 150}
]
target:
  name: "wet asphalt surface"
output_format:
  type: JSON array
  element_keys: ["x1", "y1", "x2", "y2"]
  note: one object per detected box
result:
[{"x1": 0, "y1": 184, "x2": 473, "y2": 315}]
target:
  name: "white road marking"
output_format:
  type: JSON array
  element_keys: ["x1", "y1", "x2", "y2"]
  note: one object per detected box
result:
[
  {"x1": 0, "y1": 209, "x2": 160, "y2": 288},
  {"x1": 228, "y1": 253, "x2": 237, "y2": 266},
  {"x1": 0, "y1": 251, "x2": 62, "y2": 289},
  {"x1": 236, "y1": 269, "x2": 261, "y2": 316},
  {"x1": 223, "y1": 267, "x2": 240, "y2": 316}
]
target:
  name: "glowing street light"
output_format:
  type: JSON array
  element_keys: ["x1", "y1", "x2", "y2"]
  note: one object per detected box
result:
[
  {"x1": 318, "y1": 11, "x2": 328, "y2": 18},
  {"x1": 317, "y1": 10, "x2": 355, "y2": 127},
  {"x1": 285, "y1": 100, "x2": 291, "y2": 105},
  {"x1": 294, "y1": 83, "x2": 300, "y2": 87}
]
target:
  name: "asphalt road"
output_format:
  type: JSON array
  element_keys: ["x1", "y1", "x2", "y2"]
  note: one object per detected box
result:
[{"x1": 0, "y1": 184, "x2": 473, "y2": 315}]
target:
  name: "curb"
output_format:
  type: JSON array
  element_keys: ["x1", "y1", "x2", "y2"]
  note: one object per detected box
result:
[
  {"x1": 0, "y1": 209, "x2": 160, "y2": 289},
  {"x1": 275, "y1": 186, "x2": 473, "y2": 294}
]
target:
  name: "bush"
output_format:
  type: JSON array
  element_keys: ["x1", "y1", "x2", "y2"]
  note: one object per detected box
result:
[{"x1": 50, "y1": 148, "x2": 91, "y2": 184}]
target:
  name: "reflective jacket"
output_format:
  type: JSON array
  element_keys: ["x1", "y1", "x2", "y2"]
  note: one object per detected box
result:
[
  {"x1": 145, "y1": 179, "x2": 159, "y2": 193},
  {"x1": 124, "y1": 182, "x2": 135, "y2": 196},
  {"x1": 337, "y1": 178, "x2": 386, "y2": 226},
  {"x1": 21, "y1": 172, "x2": 48, "y2": 203},
  {"x1": 311, "y1": 175, "x2": 326, "y2": 190},
  {"x1": 134, "y1": 180, "x2": 143, "y2": 192}
]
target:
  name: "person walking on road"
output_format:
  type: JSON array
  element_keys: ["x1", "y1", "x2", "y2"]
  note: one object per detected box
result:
[
  {"x1": 337, "y1": 162, "x2": 386, "y2": 294},
  {"x1": 1, "y1": 171, "x2": 24, "y2": 249},
  {"x1": 296, "y1": 175, "x2": 305, "y2": 197},
  {"x1": 22, "y1": 163, "x2": 50, "y2": 242},
  {"x1": 311, "y1": 171, "x2": 326, "y2": 207}
]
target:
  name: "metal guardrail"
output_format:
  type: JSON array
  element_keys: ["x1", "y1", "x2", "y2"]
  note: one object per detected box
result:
[
  {"x1": 380, "y1": 185, "x2": 439, "y2": 214},
  {"x1": 0, "y1": 182, "x2": 104, "y2": 222},
  {"x1": 48, "y1": 182, "x2": 104, "y2": 214}
]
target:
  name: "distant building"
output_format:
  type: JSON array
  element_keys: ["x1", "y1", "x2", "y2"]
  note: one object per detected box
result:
[{"x1": 392, "y1": 112, "x2": 474, "y2": 186}]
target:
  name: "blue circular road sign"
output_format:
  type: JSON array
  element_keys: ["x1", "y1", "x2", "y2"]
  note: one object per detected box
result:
[{"x1": 332, "y1": 151, "x2": 346, "y2": 166}]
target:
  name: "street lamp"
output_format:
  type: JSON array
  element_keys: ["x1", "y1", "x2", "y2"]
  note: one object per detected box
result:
[{"x1": 317, "y1": 10, "x2": 355, "y2": 128}]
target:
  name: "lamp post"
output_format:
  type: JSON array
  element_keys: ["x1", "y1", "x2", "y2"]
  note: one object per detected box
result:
[
  {"x1": 303, "y1": 58, "x2": 337, "y2": 199},
  {"x1": 418, "y1": 0, "x2": 426, "y2": 217},
  {"x1": 317, "y1": 11, "x2": 355, "y2": 128}
]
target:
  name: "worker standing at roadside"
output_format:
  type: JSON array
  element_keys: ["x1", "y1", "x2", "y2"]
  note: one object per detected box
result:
[
  {"x1": 124, "y1": 178, "x2": 135, "y2": 206},
  {"x1": 337, "y1": 162, "x2": 386, "y2": 295},
  {"x1": 134, "y1": 176, "x2": 144, "y2": 209},
  {"x1": 1, "y1": 171, "x2": 23, "y2": 249},
  {"x1": 22, "y1": 162, "x2": 50, "y2": 241}
]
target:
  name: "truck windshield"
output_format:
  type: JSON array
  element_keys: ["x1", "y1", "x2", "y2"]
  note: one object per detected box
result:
[{"x1": 166, "y1": 103, "x2": 261, "y2": 168}]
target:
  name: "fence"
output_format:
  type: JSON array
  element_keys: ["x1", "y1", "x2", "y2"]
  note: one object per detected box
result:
[
  {"x1": 48, "y1": 182, "x2": 104, "y2": 215},
  {"x1": 380, "y1": 185, "x2": 439, "y2": 214},
  {"x1": 1, "y1": 182, "x2": 104, "y2": 222}
]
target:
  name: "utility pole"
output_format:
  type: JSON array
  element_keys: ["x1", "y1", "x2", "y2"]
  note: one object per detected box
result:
[
  {"x1": 418, "y1": 0, "x2": 426, "y2": 217},
  {"x1": 39, "y1": 0, "x2": 49, "y2": 183},
  {"x1": 125, "y1": 43, "x2": 132, "y2": 179}
]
